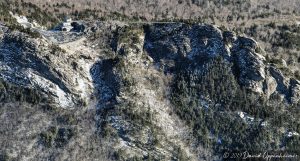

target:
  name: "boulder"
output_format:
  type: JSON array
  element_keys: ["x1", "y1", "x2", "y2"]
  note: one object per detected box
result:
[
  {"x1": 264, "y1": 75, "x2": 277, "y2": 98},
  {"x1": 235, "y1": 36, "x2": 258, "y2": 51},
  {"x1": 269, "y1": 66, "x2": 289, "y2": 94},
  {"x1": 232, "y1": 37, "x2": 266, "y2": 93},
  {"x1": 289, "y1": 78, "x2": 300, "y2": 104}
]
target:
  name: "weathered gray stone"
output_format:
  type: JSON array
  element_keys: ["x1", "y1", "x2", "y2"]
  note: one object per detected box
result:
[
  {"x1": 223, "y1": 31, "x2": 237, "y2": 44},
  {"x1": 269, "y1": 66, "x2": 289, "y2": 95},
  {"x1": 289, "y1": 78, "x2": 300, "y2": 104},
  {"x1": 232, "y1": 37, "x2": 266, "y2": 94},
  {"x1": 264, "y1": 75, "x2": 278, "y2": 98}
]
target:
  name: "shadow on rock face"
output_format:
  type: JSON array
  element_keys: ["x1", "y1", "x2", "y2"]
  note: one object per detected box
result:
[{"x1": 90, "y1": 58, "x2": 120, "y2": 108}]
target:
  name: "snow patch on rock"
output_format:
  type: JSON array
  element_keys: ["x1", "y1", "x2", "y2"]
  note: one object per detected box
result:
[
  {"x1": 26, "y1": 70, "x2": 74, "y2": 108},
  {"x1": 9, "y1": 12, "x2": 44, "y2": 29},
  {"x1": 237, "y1": 111, "x2": 255, "y2": 124},
  {"x1": 286, "y1": 131, "x2": 299, "y2": 138}
]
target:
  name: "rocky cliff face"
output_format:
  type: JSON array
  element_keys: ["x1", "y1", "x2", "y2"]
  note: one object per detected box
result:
[
  {"x1": 0, "y1": 21, "x2": 299, "y2": 160},
  {"x1": 144, "y1": 23, "x2": 300, "y2": 102}
]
